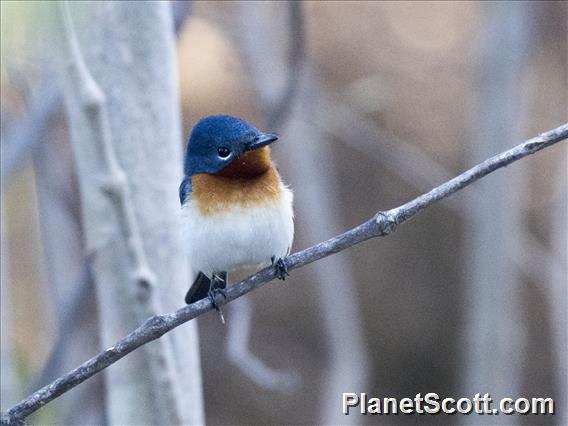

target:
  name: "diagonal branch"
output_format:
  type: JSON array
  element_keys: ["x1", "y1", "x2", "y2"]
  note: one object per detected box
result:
[{"x1": 3, "y1": 123, "x2": 567, "y2": 424}]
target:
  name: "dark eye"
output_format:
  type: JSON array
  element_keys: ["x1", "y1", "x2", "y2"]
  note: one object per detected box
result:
[{"x1": 217, "y1": 146, "x2": 231, "y2": 158}]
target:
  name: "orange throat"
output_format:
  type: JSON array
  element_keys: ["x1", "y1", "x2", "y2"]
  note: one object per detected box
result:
[{"x1": 191, "y1": 147, "x2": 282, "y2": 214}]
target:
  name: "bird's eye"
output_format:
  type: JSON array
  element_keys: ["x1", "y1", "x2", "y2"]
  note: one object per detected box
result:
[{"x1": 217, "y1": 147, "x2": 231, "y2": 158}]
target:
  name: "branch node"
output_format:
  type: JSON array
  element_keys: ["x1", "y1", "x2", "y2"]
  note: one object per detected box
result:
[
  {"x1": 141, "y1": 314, "x2": 169, "y2": 334},
  {"x1": 375, "y1": 211, "x2": 398, "y2": 235},
  {"x1": 524, "y1": 140, "x2": 544, "y2": 151},
  {"x1": 134, "y1": 266, "x2": 157, "y2": 301},
  {"x1": 100, "y1": 171, "x2": 127, "y2": 199},
  {"x1": 80, "y1": 79, "x2": 105, "y2": 111}
]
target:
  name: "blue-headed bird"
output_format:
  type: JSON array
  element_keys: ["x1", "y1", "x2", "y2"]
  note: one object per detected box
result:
[{"x1": 180, "y1": 115, "x2": 294, "y2": 317}]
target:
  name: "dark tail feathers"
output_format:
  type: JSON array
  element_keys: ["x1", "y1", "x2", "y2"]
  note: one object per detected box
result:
[{"x1": 185, "y1": 272, "x2": 227, "y2": 304}]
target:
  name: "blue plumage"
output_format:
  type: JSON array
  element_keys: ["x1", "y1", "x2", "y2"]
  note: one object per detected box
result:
[
  {"x1": 180, "y1": 115, "x2": 278, "y2": 206},
  {"x1": 184, "y1": 115, "x2": 266, "y2": 176}
]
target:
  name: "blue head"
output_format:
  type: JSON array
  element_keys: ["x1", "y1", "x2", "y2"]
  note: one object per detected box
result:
[{"x1": 183, "y1": 115, "x2": 278, "y2": 176}]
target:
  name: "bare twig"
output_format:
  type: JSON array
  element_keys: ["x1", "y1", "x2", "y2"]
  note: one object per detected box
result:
[
  {"x1": 1, "y1": 81, "x2": 61, "y2": 182},
  {"x1": 317, "y1": 86, "x2": 566, "y2": 287},
  {"x1": 226, "y1": 299, "x2": 300, "y2": 390},
  {"x1": 3, "y1": 123, "x2": 566, "y2": 424},
  {"x1": 171, "y1": 0, "x2": 192, "y2": 33},
  {"x1": 266, "y1": 1, "x2": 305, "y2": 131}
]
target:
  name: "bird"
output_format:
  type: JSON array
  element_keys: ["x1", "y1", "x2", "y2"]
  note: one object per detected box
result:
[{"x1": 180, "y1": 115, "x2": 294, "y2": 319}]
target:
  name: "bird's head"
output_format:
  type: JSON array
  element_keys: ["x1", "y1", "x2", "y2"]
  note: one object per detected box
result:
[{"x1": 184, "y1": 115, "x2": 278, "y2": 176}]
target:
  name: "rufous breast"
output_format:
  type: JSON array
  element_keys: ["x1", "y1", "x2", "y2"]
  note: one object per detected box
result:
[{"x1": 191, "y1": 147, "x2": 282, "y2": 215}]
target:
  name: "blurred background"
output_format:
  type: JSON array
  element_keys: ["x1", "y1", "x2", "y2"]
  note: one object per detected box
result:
[{"x1": 1, "y1": 1, "x2": 566, "y2": 425}]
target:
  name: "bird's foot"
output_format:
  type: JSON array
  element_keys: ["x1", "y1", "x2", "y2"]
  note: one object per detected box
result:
[
  {"x1": 272, "y1": 256, "x2": 289, "y2": 280},
  {"x1": 208, "y1": 287, "x2": 227, "y2": 324}
]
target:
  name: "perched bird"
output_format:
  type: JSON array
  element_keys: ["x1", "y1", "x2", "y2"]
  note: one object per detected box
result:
[{"x1": 180, "y1": 115, "x2": 294, "y2": 316}]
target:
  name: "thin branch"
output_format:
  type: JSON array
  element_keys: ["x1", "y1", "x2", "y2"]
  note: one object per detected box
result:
[
  {"x1": 226, "y1": 299, "x2": 300, "y2": 391},
  {"x1": 318, "y1": 86, "x2": 566, "y2": 288},
  {"x1": 1, "y1": 81, "x2": 62, "y2": 182},
  {"x1": 171, "y1": 0, "x2": 192, "y2": 33},
  {"x1": 3, "y1": 123, "x2": 567, "y2": 424},
  {"x1": 266, "y1": 1, "x2": 305, "y2": 131}
]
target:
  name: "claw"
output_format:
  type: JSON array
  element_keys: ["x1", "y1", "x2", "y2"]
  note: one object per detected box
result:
[
  {"x1": 208, "y1": 289, "x2": 226, "y2": 324},
  {"x1": 272, "y1": 256, "x2": 289, "y2": 280},
  {"x1": 208, "y1": 275, "x2": 227, "y2": 324}
]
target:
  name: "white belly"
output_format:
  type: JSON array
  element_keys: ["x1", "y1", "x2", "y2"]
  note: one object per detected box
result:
[{"x1": 182, "y1": 186, "x2": 294, "y2": 276}]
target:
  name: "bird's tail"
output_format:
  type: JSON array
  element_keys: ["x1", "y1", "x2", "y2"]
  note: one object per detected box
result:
[
  {"x1": 184, "y1": 271, "x2": 227, "y2": 304},
  {"x1": 185, "y1": 272, "x2": 211, "y2": 304}
]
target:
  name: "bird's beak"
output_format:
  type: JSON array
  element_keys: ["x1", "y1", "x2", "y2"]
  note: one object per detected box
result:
[{"x1": 246, "y1": 133, "x2": 278, "y2": 151}]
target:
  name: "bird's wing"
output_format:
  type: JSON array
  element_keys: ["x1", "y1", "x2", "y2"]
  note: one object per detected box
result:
[{"x1": 179, "y1": 176, "x2": 192, "y2": 205}]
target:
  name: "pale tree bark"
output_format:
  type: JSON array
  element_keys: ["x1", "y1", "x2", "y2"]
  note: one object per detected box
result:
[
  {"x1": 234, "y1": 3, "x2": 370, "y2": 424},
  {"x1": 53, "y1": 2, "x2": 203, "y2": 425},
  {"x1": 0, "y1": 193, "x2": 18, "y2": 412},
  {"x1": 461, "y1": 3, "x2": 532, "y2": 423},
  {"x1": 32, "y1": 132, "x2": 104, "y2": 424},
  {"x1": 550, "y1": 168, "x2": 567, "y2": 423}
]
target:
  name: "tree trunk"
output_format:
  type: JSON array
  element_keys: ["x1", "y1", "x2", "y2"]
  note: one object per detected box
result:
[
  {"x1": 54, "y1": 2, "x2": 204, "y2": 424},
  {"x1": 461, "y1": 3, "x2": 532, "y2": 423}
]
